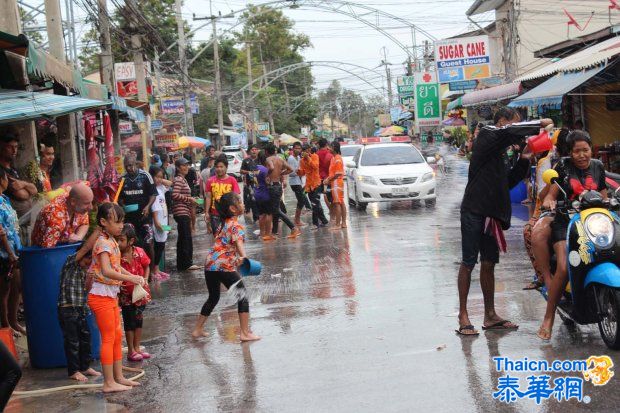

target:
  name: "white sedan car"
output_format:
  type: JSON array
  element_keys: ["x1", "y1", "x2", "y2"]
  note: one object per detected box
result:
[{"x1": 345, "y1": 143, "x2": 436, "y2": 210}]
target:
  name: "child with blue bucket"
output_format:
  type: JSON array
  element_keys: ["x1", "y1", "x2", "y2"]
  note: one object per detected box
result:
[{"x1": 191, "y1": 192, "x2": 261, "y2": 342}]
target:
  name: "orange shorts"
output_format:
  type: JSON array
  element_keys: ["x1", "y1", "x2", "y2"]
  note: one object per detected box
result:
[{"x1": 331, "y1": 179, "x2": 344, "y2": 204}]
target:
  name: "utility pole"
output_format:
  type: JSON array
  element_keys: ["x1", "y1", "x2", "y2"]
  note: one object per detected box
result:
[
  {"x1": 98, "y1": 0, "x2": 120, "y2": 153},
  {"x1": 175, "y1": 0, "x2": 195, "y2": 136},
  {"x1": 423, "y1": 40, "x2": 432, "y2": 72},
  {"x1": 278, "y1": 57, "x2": 291, "y2": 113},
  {"x1": 258, "y1": 44, "x2": 275, "y2": 135},
  {"x1": 130, "y1": 20, "x2": 149, "y2": 165},
  {"x1": 380, "y1": 47, "x2": 393, "y2": 111},
  {"x1": 245, "y1": 42, "x2": 255, "y2": 145},
  {"x1": 46, "y1": 0, "x2": 79, "y2": 181}
]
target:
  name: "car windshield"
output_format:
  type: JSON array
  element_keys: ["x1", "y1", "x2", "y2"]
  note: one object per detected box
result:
[
  {"x1": 360, "y1": 146, "x2": 424, "y2": 166},
  {"x1": 341, "y1": 146, "x2": 361, "y2": 157}
]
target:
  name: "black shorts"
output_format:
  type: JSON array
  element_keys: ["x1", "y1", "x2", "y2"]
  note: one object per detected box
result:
[
  {"x1": 121, "y1": 304, "x2": 146, "y2": 331},
  {"x1": 461, "y1": 210, "x2": 499, "y2": 268},
  {"x1": 551, "y1": 215, "x2": 569, "y2": 244},
  {"x1": 267, "y1": 184, "x2": 283, "y2": 215},
  {"x1": 324, "y1": 185, "x2": 333, "y2": 203},
  {"x1": 256, "y1": 200, "x2": 271, "y2": 215}
]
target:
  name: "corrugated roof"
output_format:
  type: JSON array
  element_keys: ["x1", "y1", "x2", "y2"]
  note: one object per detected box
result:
[
  {"x1": 466, "y1": 0, "x2": 507, "y2": 16},
  {"x1": 516, "y1": 36, "x2": 620, "y2": 81},
  {"x1": 0, "y1": 89, "x2": 109, "y2": 124}
]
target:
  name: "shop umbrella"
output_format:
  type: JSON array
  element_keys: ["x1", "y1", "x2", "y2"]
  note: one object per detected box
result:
[
  {"x1": 279, "y1": 133, "x2": 300, "y2": 145},
  {"x1": 379, "y1": 125, "x2": 405, "y2": 136},
  {"x1": 177, "y1": 136, "x2": 211, "y2": 149}
]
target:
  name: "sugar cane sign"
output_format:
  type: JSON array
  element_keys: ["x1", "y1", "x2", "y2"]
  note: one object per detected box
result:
[
  {"x1": 434, "y1": 35, "x2": 491, "y2": 83},
  {"x1": 414, "y1": 71, "x2": 441, "y2": 128},
  {"x1": 396, "y1": 76, "x2": 415, "y2": 95}
]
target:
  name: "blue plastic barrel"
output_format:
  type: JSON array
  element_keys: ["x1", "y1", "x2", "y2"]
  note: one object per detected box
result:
[
  {"x1": 510, "y1": 181, "x2": 528, "y2": 204},
  {"x1": 20, "y1": 243, "x2": 101, "y2": 368}
]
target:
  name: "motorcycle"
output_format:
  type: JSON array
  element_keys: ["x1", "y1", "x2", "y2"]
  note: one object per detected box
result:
[{"x1": 541, "y1": 169, "x2": 620, "y2": 349}]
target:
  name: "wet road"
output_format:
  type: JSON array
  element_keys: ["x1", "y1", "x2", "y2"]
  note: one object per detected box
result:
[{"x1": 7, "y1": 157, "x2": 620, "y2": 412}]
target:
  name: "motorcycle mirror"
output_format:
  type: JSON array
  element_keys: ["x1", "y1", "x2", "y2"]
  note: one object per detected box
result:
[{"x1": 542, "y1": 169, "x2": 559, "y2": 185}]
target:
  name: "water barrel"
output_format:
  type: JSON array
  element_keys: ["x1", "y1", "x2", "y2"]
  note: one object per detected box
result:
[
  {"x1": 510, "y1": 181, "x2": 528, "y2": 204},
  {"x1": 20, "y1": 243, "x2": 101, "y2": 368}
]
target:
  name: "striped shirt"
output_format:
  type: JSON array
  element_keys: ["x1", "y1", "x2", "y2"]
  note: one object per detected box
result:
[{"x1": 172, "y1": 175, "x2": 193, "y2": 217}]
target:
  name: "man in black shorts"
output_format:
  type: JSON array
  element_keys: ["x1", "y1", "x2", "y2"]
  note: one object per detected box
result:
[
  {"x1": 240, "y1": 144, "x2": 259, "y2": 223},
  {"x1": 118, "y1": 156, "x2": 157, "y2": 259},
  {"x1": 456, "y1": 107, "x2": 551, "y2": 335}
]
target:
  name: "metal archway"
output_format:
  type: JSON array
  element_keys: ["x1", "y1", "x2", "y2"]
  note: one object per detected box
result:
[
  {"x1": 228, "y1": 60, "x2": 385, "y2": 110},
  {"x1": 169, "y1": 0, "x2": 436, "y2": 65}
]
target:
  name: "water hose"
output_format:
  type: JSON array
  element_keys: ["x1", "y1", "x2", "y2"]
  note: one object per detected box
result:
[{"x1": 12, "y1": 366, "x2": 145, "y2": 396}]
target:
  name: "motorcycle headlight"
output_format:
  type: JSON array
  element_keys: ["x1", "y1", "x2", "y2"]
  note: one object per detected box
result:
[
  {"x1": 584, "y1": 213, "x2": 615, "y2": 248},
  {"x1": 421, "y1": 172, "x2": 435, "y2": 182},
  {"x1": 358, "y1": 175, "x2": 377, "y2": 185}
]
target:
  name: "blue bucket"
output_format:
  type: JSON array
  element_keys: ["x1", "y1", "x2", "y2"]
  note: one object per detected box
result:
[
  {"x1": 20, "y1": 243, "x2": 101, "y2": 368},
  {"x1": 239, "y1": 258, "x2": 262, "y2": 276}
]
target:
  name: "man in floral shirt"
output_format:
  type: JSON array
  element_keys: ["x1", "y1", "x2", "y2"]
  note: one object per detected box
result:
[{"x1": 31, "y1": 183, "x2": 93, "y2": 248}]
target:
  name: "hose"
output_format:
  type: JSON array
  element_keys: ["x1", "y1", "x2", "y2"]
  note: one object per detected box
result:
[{"x1": 12, "y1": 366, "x2": 145, "y2": 397}]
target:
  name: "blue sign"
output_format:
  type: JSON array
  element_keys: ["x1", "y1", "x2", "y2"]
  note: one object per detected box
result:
[
  {"x1": 438, "y1": 67, "x2": 464, "y2": 83},
  {"x1": 151, "y1": 119, "x2": 163, "y2": 130},
  {"x1": 449, "y1": 80, "x2": 477, "y2": 91}
]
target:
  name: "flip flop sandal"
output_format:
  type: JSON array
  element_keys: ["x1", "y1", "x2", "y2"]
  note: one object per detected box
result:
[
  {"x1": 455, "y1": 325, "x2": 479, "y2": 336},
  {"x1": 523, "y1": 280, "x2": 544, "y2": 290},
  {"x1": 482, "y1": 320, "x2": 519, "y2": 330}
]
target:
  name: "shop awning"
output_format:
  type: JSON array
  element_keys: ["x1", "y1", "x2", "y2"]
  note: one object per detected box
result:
[
  {"x1": 0, "y1": 31, "x2": 108, "y2": 100},
  {"x1": 0, "y1": 89, "x2": 109, "y2": 124},
  {"x1": 462, "y1": 82, "x2": 522, "y2": 107},
  {"x1": 508, "y1": 67, "x2": 605, "y2": 108}
]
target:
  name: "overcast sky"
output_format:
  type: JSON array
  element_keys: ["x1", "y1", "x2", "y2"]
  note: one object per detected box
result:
[{"x1": 183, "y1": 0, "x2": 488, "y2": 96}]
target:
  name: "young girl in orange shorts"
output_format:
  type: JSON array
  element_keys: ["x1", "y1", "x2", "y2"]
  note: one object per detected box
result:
[{"x1": 87, "y1": 202, "x2": 146, "y2": 393}]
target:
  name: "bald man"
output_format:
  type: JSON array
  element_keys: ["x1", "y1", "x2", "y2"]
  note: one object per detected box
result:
[{"x1": 31, "y1": 183, "x2": 94, "y2": 248}]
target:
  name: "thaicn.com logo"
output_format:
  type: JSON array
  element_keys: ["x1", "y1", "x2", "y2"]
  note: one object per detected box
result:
[{"x1": 492, "y1": 355, "x2": 614, "y2": 405}]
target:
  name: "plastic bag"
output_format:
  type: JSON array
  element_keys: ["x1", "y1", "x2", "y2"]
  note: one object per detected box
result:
[{"x1": 132, "y1": 283, "x2": 148, "y2": 303}]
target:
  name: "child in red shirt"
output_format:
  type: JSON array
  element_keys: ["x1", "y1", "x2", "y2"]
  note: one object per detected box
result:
[{"x1": 117, "y1": 224, "x2": 152, "y2": 362}]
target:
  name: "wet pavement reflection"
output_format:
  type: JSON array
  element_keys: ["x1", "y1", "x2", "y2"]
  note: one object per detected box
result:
[{"x1": 7, "y1": 157, "x2": 620, "y2": 412}]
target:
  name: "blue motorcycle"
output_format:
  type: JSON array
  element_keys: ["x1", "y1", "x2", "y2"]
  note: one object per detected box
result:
[{"x1": 542, "y1": 169, "x2": 620, "y2": 349}]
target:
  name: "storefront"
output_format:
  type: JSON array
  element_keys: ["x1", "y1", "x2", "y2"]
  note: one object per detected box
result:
[{"x1": 447, "y1": 82, "x2": 522, "y2": 128}]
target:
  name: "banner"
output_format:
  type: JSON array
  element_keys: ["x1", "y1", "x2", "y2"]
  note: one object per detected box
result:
[
  {"x1": 114, "y1": 62, "x2": 152, "y2": 81},
  {"x1": 160, "y1": 97, "x2": 185, "y2": 114},
  {"x1": 150, "y1": 119, "x2": 163, "y2": 130},
  {"x1": 434, "y1": 35, "x2": 491, "y2": 83},
  {"x1": 414, "y1": 71, "x2": 441, "y2": 128},
  {"x1": 119, "y1": 121, "x2": 133, "y2": 134},
  {"x1": 396, "y1": 76, "x2": 415, "y2": 95},
  {"x1": 154, "y1": 133, "x2": 178, "y2": 147},
  {"x1": 257, "y1": 122, "x2": 270, "y2": 136}
]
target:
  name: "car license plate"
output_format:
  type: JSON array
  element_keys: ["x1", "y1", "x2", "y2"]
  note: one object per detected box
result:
[{"x1": 392, "y1": 187, "x2": 408, "y2": 195}]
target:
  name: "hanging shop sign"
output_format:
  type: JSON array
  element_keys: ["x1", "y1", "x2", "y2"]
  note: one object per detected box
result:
[
  {"x1": 257, "y1": 122, "x2": 270, "y2": 136},
  {"x1": 434, "y1": 35, "x2": 491, "y2": 83},
  {"x1": 150, "y1": 119, "x2": 163, "y2": 130},
  {"x1": 190, "y1": 94, "x2": 199, "y2": 115},
  {"x1": 154, "y1": 133, "x2": 178, "y2": 146},
  {"x1": 396, "y1": 76, "x2": 415, "y2": 95},
  {"x1": 119, "y1": 121, "x2": 133, "y2": 134},
  {"x1": 414, "y1": 71, "x2": 441, "y2": 128},
  {"x1": 114, "y1": 62, "x2": 152, "y2": 82},
  {"x1": 400, "y1": 95, "x2": 415, "y2": 108},
  {"x1": 160, "y1": 97, "x2": 185, "y2": 114}
]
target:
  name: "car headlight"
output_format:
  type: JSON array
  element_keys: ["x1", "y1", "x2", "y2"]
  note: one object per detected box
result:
[
  {"x1": 421, "y1": 172, "x2": 435, "y2": 183},
  {"x1": 358, "y1": 175, "x2": 377, "y2": 185},
  {"x1": 584, "y1": 213, "x2": 615, "y2": 248}
]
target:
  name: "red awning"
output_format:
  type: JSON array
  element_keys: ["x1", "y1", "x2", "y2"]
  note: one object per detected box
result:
[
  {"x1": 462, "y1": 82, "x2": 522, "y2": 107},
  {"x1": 122, "y1": 134, "x2": 142, "y2": 147}
]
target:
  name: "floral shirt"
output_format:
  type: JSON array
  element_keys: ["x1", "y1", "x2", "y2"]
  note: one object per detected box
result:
[
  {"x1": 31, "y1": 193, "x2": 89, "y2": 247},
  {"x1": 0, "y1": 195, "x2": 20, "y2": 260},
  {"x1": 119, "y1": 246, "x2": 151, "y2": 307},
  {"x1": 88, "y1": 232, "x2": 123, "y2": 287},
  {"x1": 204, "y1": 217, "x2": 245, "y2": 272}
]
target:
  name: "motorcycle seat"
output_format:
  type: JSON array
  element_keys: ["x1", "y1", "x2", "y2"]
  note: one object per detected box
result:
[{"x1": 606, "y1": 171, "x2": 620, "y2": 181}]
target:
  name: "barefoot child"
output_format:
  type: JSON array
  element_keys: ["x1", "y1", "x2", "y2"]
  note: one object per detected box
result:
[
  {"x1": 58, "y1": 231, "x2": 102, "y2": 382},
  {"x1": 192, "y1": 192, "x2": 260, "y2": 342},
  {"x1": 117, "y1": 224, "x2": 152, "y2": 362},
  {"x1": 87, "y1": 203, "x2": 146, "y2": 393}
]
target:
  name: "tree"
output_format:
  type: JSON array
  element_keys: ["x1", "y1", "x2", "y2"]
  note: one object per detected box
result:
[{"x1": 233, "y1": 5, "x2": 315, "y2": 135}]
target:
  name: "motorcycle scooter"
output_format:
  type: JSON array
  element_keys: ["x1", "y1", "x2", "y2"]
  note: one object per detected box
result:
[{"x1": 541, "y1": 169, "x2": 620, "y2": 349}]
